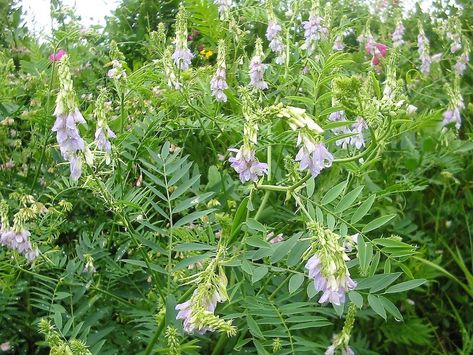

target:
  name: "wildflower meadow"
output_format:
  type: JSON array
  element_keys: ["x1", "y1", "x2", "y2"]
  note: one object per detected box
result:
[{"x1": 0, "y1": 0, "x2": 472, "y2": 354}]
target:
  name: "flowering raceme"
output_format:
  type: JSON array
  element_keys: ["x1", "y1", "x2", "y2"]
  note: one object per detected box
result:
[
  {"x1": 305, "y1": 222, "x2": 356, "y2": 305},
  {"x1": 213, "y1": 0, "x2": 231, "y2": 19},
  {"x1": 302, "y1": 1, "x2": 328, "y2": 55},
  {"x1": 172, "y1": 5, "x2": 193, "y2": 70},
  {"x1": 210, "y1": 40, "x2": 228, "y2": 102},
  {"x1": 249, "y1": 38, "x2": 268, "y2": 90},
  {"x1": 228, "y1": 146, "x2": 268, "y2": 183},
  {"x1": 94, "y1": 89, "x2": 116, "y2": 164},
  {"x1": 52, "y1": 54, "x2": 87, "y2": 181},
  {"x1": 392, "y1": 21, "x2": 405, "y2": 48},
  {"x1": 266, "y1": 7, "x2": 285, "y2": 65},
  {"x1": 417, "y1": 24, "x2": 431, "y2": 75}
]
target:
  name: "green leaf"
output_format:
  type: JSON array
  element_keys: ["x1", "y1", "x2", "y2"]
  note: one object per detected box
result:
[
  {"x1": 231, "y1": 197, "x2": 249, "y2": 238},
  {"x1": 335, "y1": 186, "x2": 364, "y2": 213},
  {"x1": 271, "y1": 233, "x2": 301, "y2": 263},
  {"x1": 321, "y1": 180, "x2": 348, "y2": 205},
  {"x1": 169, "y1": 174, "x2": 201, "y2": 200},
  {"x1": 306, "y1": 177, "x2": 315, "y2": 197},
  {"x1": 174, "y1": 209, "x2": 216, "y2": 227},
  {"x1": 121, "y1": 259, "x2": 167, "y2": 274},
  {"x1": 368, "y1": 294, "x2": 386, "y2": 319},
  {"x1": 246, "y1": 218, "x2": 266, "y2": 233},
  {"x1": 245, "y1": 236, "x2": 271, "y2": 249},
  {"x1": 288, "y1": 274, "x2": 304, "y2": 294},
  {"x1": 252, "y1": 266, "x2": 269, "y2": 283},
  {"x1": 384, "y1": 279, "x2": 427, "y2": 294},
  {"x1": 369, "y1": 273, "x2": 402, "y2": 293},
  {"x1": 379, "y1": 296, "x2": 403, "y2": 321},
  {"x1": 173, "y1": 192, "x2": 214, "y2": 213},
  {"x1": 172, "y1": 253, "x2": 213, "y2": 271},
  {"x1": 174, "y1": 243, "x2": 216, "y2": 252},
  {"x1": 247, "y1": 314, "x2": 265, "y2": 338},
  {"x1": 362, "y1": 214, "x2": 396, "y2": 233},
  {"x1": 351, "y1": 194, "x2": 376, "y2": 223},
  {"x1": 348, "y1": 291, "x2": 363, "y2": 308}
]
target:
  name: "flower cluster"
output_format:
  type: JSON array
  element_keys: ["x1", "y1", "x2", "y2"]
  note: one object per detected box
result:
[
  {"x1": 305, "y1": 222, "x2": 357, "y2": 305},
  {"x1": 52, "y1": 54, "x2": 87, "y2": 181},
  {"x1": 358, "y1": 26, "x2": 376, "y2": 55},
  {"x1": 302, "y1": 1, "x2": 328, "y2": 55},
  {"x1": 213, "y1": 0, "x2": 231, "y2": 20},
  {"x1": 94, "y1": 89, "x2": 116, "y2": 164},
  {"x1": 445, "y1": 18, "x2": 463, "y2": 54},
  {"x1": 210, "y1": 40, "x2": 228, "y2": 102},
  {"x1": 107, "y1": 60, "x2": 126, "y2": 80},
  {"x1": 442, "y1": 83, "x2": 464, "y2": 130},
  {"x1": 325, "y1": 304, "x2": 357, "y2": 355},
  {"x1": 417, "y1": 24, "x2": 431, "y2": 75},
  {"x1": 369, "y1": 43, "x2": 387, "y2": 66},
  {"x1": 454, "y1": 48, "x2": 470, "y2": 76},
  {"x1": 266, "y1": 5, "x2": 285, "y2": 65},
  {"x1": 0, "y1": 202, "x2": 39, "y2": 262},
  {"x1": 228, "y1": 146, "x2": 268, "y2": 183},
  {"x1": 164, "y1": 46, "x2": 182, "y2": 89},
  {"x1": 392, "y1": 20, "x2": 405, "y2": 48},
  {"x1": 49, "y1": 49, "x2": 66, "y2": 62},
  {"x1": 333, "y1": 35, "x2": 344, "y2": 51},
  {"x1": 175, "y1": 255, "x2": 235, "y2": 335},
  {"x1": 172, "y1": 5, "x2": 193, "y2": 71},
  {"x1": 249, "y1": 38, "x2": 268, "y2": 90},
  {"x1": 328, "y1": 111, "x2": 368, "y2": 150}
]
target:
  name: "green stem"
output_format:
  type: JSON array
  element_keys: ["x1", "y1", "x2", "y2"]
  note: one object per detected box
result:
[{"x1": 30, "y1": 62, "x2": 56, "y2": 193}]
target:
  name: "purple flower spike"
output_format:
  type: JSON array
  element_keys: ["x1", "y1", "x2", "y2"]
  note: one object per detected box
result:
[
  {"x1": 228, "y1": 146, "x2": 268, "y2": 183},
  {"x1": 305, "y1": 254, "x2": 356, "y2": 306}
]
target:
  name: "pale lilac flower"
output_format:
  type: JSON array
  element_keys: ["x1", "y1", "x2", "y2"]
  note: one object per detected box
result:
[
  {"x1": 172, "y1": 48, "x2": 193, "y2": 71},
  {"x1": 211, "y1": 40, "x2": 228, "y2": 102},
  {"x1": 107, "y1": 60, "x2": 126, "y2": 80},
  {"x1": 296, "y1": 134, "x2": 333, "y2": 177},
  {"x1": 454, "y1": 52, "x2": 469, "y2": 75},
  {"x1": 447, "y1": 32, "x2": 462, "y2": 53},
  {"x1": 302, "y1": 13, "x2": 328, "y2": 54},
  {"x1": 213, "y1": 0, "x2": 231, "y2": 19},
  {"x1": 173, "y1": 5, "x2": 193, "y2": 70},
  {"x1": 266, "y1": 20, "x2": 285, "y2": 64},
  {"x1": 407, "y1": 105, "x2": 418, "y2": 116},
  {"x1": 305, "y1": 254, "x2": 356, "y2": 305},
  {"x1": 52, "y1": 109, "x2": 86, "y2": 180},
  {"x1": 249, "y1": 39, "x2": 268, "y2": 90},
  {"x1": 210, "y1": 68, "x2": 228, "y2": 102},
  {"x1": 350, "y1": 117, "x2": 368, "y2": 149},
  {"x1": 95, "y1": 126, "x2": 116, "y2": 155},
  {"x1": 418, "y1": 28, "x2": 431, "y2": 75},
  {"x1": 392, "y1": 22, "x2": 405, "y2": 48},
  {"x1": 176, "y1": 291, "x2": 220, "y2": 334},
  {"x1": 0, "y1": 229, "x2": 39, "y2": 262},
  {"x1": 328, "y1": 111, "x2": 351, "y2": 148},
  {"x1": 228, "y1": 146, "x2": 268, "y2": 183},
  {"x1": 333, "y1": 35, "x2": 344, "y2": 51},
  {"x1": 267, "y1": 232, "x2": 284, "y2": 244},
  {"x1": 442, "y1": 107, "x2": 462, "y2": 129}
]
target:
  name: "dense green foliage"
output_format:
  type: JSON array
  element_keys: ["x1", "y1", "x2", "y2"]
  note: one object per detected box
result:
[{"x1": 0, "y1": 0, "x2": 472, "y2": 354}]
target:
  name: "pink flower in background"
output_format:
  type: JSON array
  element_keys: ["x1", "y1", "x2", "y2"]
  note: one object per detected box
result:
[
  {"x1": 49, "y1": 49, "x2": 66, "y2": 62},
  {"x1": 371, "y1": 43, "x2": 388, "y2": 65}
]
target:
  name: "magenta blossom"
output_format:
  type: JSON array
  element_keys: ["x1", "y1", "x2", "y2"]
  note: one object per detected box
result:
[
  {"x1": 371, "y1": 43, "x2": 388, "y2": 66},
  {"x1": 49, "y1": 49, "x2": 66, "y2": 62}
]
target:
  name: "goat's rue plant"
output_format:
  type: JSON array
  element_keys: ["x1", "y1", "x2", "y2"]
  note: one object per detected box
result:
[{"x1": 0, "y1": 0, "x2": 472, "y2": 354}]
